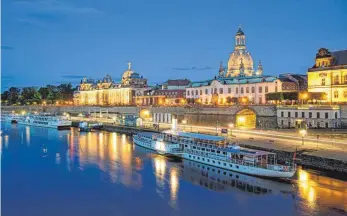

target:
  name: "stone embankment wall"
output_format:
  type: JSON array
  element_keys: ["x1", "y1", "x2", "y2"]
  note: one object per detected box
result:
[
  {"x1": 340, "y1": 105, "x2": 347, "y2": 128},
  {"x1": 241, "y1": 144, "x2": 347, "y2": 173}
]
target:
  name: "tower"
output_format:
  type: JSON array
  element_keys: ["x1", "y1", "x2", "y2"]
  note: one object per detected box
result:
[
  {"x1": 235, "y1": 24, "x2": 246, "y2": 50},
  {"x1": 256, "y1": 60, "x2": 263, "y2": 76},
  {"x1": 218, "y1": 61, "x2": 225, "y2": 78}
]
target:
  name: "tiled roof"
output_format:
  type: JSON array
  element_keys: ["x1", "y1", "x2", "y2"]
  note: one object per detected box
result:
[
  {"x1": 188, "y1": 76, "x2": 278, "y2": 88},
  {"x1": 165, "y1": 79, "x2": 191, "y2": 86},
  {"x1": 332, "y1": 50, "x2": 347, "y2": 66}
]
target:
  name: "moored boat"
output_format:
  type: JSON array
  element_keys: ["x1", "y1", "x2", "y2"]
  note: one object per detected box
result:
[
  {"x1": 133, "y1": 118, "x2": 296, "y2": 179},
  {"x1": 19, "y1": 113, "x2": 72, "y2": 130}
]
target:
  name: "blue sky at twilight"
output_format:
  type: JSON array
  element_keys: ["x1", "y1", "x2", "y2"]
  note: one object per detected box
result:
[{"x1": 1, "y1": 0, "x2": 347, "y2": 91}]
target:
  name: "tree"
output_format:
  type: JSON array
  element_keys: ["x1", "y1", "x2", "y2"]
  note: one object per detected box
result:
[
  {"x1": 38, "y1": 87, "x2": 49, "y2": 100},
  {"x1": 226, "y1": 96, "x2": 232, "y2": 104},
  {"x1": 20, "y1": 87, "x2": 42, "y2": 105},
  {"x1": 8, "y1": 87, "x2": 21, "y2": 105},
  {"x1": 231, "y1": 97, "x2": 238, "y2": 104}
]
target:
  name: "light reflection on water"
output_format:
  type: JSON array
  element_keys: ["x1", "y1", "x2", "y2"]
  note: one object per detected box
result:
[{"x1": 1, "y1": 124, "x2": 347, "y2": 216}]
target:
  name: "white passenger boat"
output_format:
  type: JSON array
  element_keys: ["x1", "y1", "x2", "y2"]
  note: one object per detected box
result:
[
  {"x1": 19, "y1": 113, "x2": 72, "y2": 130},
  {"x1": 133, "y1": 118, "x2": 296, "y2": 179},
  {"x1": 133, "y1": 132, "x2": 183, "y2": 156},
  {"x1": 1, "y1": 113, "x2": 24, "y2": 123}
]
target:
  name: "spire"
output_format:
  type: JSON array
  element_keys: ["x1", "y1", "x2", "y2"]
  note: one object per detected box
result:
[
  {"x1": 256, "y1": 60, "x2": 263, "y2": 76},
  {"x1": 218, "y1": 61, "x2": 225, "y2": 78},
  {"x1": 219, "y1": 61, "x2": 224, "y2": 72},
  {"x1": 235, "y1": 25, "x2": 245, "y2": 49},
  {"x1": 127, "y1": 62, "x2": 132, "y2": 70}
]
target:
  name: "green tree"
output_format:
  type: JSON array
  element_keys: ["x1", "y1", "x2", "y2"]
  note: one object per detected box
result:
[
  {"x1": 8, "y1": 87, "x2": 21, "y2": 105},
  {"x1": 38, "y1": 87, "x2": 49, "y2": 100}
]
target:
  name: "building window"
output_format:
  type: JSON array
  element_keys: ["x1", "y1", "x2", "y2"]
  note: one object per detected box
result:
[
  {"x1": 317, "y1": 112, "x2": 320, "y2": 118},
  {"x1": 246, "y1": 87, "x2": 249, "y2": 93},
  {"x1": 288, "y1": 112, "x2": 291, "y2": 117},
  {"x1": 295, "y1": 112, "x2": 298, "y2": 118},
  {"x1": 191, "y1": 90, "x2": 194, "y2": 95},
  {"x1": 196, "y1": 90, "x2": 198, "y2": 95},
  {"x1": 335, "y1": 112, "x2": 338, "y2": 119},
  {"x1": 309, "y1": 112, "x2": 312, "y2": 118},
  {"x1": 214, "y1": 88, "x2": 217, "y2": 94},
  {"x1": 321, "y1": 78, "x2": 325, "y2": 86},
  {"x1": 259, "y1": 86, "x2": 262, "y2": 93},
  {"x1": 219, "y1": 88, "x2": 223, "y2": 94},
  {"x1": 187, "y1": 91, "x2": 190, "y2": 96},
  {"x1": 228, "y1": 88, "x2": 231, "y2": 93},
  {"x1": 251, "y1": 86, "x2": 255, "y2": 93},
  {"x1": 334, "y1": 75, "x2": 340, "y2": 85},
  {"x1": 325, "y1": 122, "x2": 328, "y2": 128},
  {"x1": 205, "y1": 89, "x2": 208, "y2": 94},
  {"x1": 302, "y1": 112, "x2": 305, "y2": 118},
  {"x1": 344, "y1": 75, "x2": 347, "y2": 84},
  {"x1": 325, "y1": 112, "x2": 328, "y2": 119},
  {"x1": 200, "y1": 90, "x2": 202, "y2": 95},
  {"x1": 281, "y1": 112, "x2": 284, "y2": 117},
  {"x1": 275, "y1": 86, "x2": 278, "y2": 92},
  {"x1": 265, "y1": 86, "x2": 269, "y2": 93},
  {"x1": 334, "y1": 90, "x2": 339, "y2": 98},
  {"x1": 241, "y1": 87, "x2": 244, "y2": 94},
  {"x1": 344, "y1": 91, "x2": 347, "y2": 98},
  {"x1": 211, "y1": 88, "x2": 213, "y2": 94},
  {"x1": 236, "y1": 87, "x2": 238, "y2": 94}
]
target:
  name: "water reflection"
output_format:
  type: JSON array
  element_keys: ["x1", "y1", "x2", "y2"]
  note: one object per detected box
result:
[{"x1": 2, "y1": 124, "x2": 347, "y2": 216}]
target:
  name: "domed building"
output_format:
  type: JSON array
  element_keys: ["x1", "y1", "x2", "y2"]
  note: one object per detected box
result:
[{"x1": 224, "y1": 25, "x2": 263, "y2": 77}]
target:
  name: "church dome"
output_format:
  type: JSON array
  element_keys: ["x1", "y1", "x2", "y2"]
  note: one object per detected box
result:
[
  {"x1": 121, "y1": 62, "x2": 134, "y2": 84},
  {"x1": 228, "y1": 50, "x2": 254, "y2": 70}
]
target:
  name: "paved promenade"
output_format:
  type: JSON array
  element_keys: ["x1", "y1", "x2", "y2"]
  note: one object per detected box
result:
[{"x1": 72, "y1": 116, "x2": 347, "y2": 162}]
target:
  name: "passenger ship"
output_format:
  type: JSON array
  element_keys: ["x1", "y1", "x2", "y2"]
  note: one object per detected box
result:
[
  {"x1": 133, "y1": 119, "x2": 296, "y2": 179},
  {"x1": 19, "y1": 113, "x2": 72, "y2": 130},
  {"x1": 1, "y1": 113, "x2": 24, "y2": 123}
]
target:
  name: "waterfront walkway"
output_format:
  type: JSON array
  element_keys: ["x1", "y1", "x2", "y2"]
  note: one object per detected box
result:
[{"x1": 72, "y1": 116, "x2": 347, "y2": 162}]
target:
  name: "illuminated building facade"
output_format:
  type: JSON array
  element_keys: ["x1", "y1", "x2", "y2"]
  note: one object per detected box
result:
[
  {"x1": 135, "y1": 79, "x2": 190, "y2": 106},
  {"x1": 74, "y1": 63, "x2": 148, "y2": 105},
  {"x1": 307, "y1": 48, "x2": 347, "y2": 104},
  {"x1": 277, "y1": 106, "x2": 341, "y2": 129}
]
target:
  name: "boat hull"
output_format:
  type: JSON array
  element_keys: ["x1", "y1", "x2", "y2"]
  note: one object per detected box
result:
[
  {"x1": 182, "y1": 153, "x2": 295, "y2": 179},
  {"x1": 19, "y1": 122, "x2": 71, "y2": 130},
  {"x1": 133, "y1": 136, "x2": 180, "y2": 158}
]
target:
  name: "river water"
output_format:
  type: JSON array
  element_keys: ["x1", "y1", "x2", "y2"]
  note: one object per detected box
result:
[{"x1": 1, "y1": 123, "x2": 346, "y2": 216}]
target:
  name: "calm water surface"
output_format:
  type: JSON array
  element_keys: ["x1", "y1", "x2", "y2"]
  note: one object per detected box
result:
[{"x1": 1, "y1": 123, "x2": 347, "y2": 216}]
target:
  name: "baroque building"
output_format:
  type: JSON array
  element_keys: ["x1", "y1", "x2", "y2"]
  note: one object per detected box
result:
[
  {"x1": 186, "y1": 25, "x2": 304, "y2": 105},
  {"x1": 307, "y1": 48, "x2": 347, "y2": 103},
  {"x1": 135, "y1": 79, "x2": 190, "y2": 106},
  {"x1": 73, "y1": 63, "x2": 148, "y2": 105},
  {"x1": 219, "y1": 25, "x2": 263, "y2": 77}
]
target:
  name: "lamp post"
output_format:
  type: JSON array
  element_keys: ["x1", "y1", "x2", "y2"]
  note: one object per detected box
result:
[
  {"x1": 228, "y1": 123, "x2": 234, "y2": 138},
  {"x1": 299, "y1": 129, "x2": 307, "y2": 145}
]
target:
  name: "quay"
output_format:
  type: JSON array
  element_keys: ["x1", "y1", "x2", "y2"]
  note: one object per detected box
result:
[{"x1": 70, "y1": 118, "x2": 347, "y2": 174}]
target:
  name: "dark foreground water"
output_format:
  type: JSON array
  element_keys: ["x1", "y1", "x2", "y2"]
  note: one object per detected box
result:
[{"x1": 1, "y1": 123, "x2": 346, "y2": 216}]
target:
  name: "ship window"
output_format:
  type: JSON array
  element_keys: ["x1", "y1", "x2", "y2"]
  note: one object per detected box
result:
[
  {"x1": 217, "y1": 151, "x2": 220, "y2": 154},
  {"x1": 212, "y1": 160, "x2": 215, "y2": 163},
  {"x1": 207, "y1": 167, "x2": 210, "y2": 170},
  {"x1": 198, "y1": 157, "x2": 200, "y2": 160},
  {"x1": 193, "y1": 146, "x2": 196, "y2": 149},
  {"x1": 229, "y1": 164, "x2": 233, "y2": 168},
  {"x1": 207, "y1": 159, "x2": 210, "y2": 162},
  {"x1": 201, "y1": 148, "x2": 205, "y2": 151},
  {"x1": 218, "y1": 170, "x2": 220, "y2": 174},
  {"x1": 212, "y1": 169, "x2": 215, "y2": 172},
  {"x1": 229, "y1": 173, "x2": 233, "y2": 177},
  {"x1": 223, "y1": 152, "x2": 226, "y2": 155},
  {"x1": 223, "y1": 172, "x2": 227, "y2": 175},
  {"x1": 236, "y1": 166, "x2": 239, "y2": 169},
  {"x1": 211, "y1": 150, "x2": 215, "y2": 153},
  {"x1": 185, "y1": 145, "x2": 187, "y2": 147},
  {"x1": 202, "y1": 158, "x2": 205, "y2": 161},
  {"x1": 223, "y1": 163, "x2": 226, "y2": 166}
]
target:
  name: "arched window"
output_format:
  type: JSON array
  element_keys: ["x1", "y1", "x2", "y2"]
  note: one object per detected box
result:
[{"x1": 334, "y1": 75, "x2": 340, "y2": 85}]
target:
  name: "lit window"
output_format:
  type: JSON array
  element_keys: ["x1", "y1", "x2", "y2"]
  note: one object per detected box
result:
[
  {"x1": 321, "y1": 78, "x2": 325, "y2": 86},
  {"x1": 334, "y1": 90, "x2": 339, "y2": 98}
]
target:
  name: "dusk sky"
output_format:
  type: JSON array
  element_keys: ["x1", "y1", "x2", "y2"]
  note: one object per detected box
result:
[{"x1": 2, "y1": 0, "x2": 347, "y2": 91}]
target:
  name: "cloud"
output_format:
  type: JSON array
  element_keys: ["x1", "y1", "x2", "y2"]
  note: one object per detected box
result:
[
  {"x1": 1, "y1": 46, "x2": 14, "y2": 50},
  {"x1": 172, "y1": 66, "x2": 213, "y2": 71},
  {"x1": 14, "y1": 0, "x2": 105, "y2": 25}
]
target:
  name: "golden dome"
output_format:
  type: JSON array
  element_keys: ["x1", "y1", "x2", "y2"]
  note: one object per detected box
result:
[{"x1": 121, "y1": 62, "x2": 134, "y2": 84}]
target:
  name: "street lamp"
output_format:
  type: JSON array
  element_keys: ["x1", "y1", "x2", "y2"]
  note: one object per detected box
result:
[
  {"x1": 228, "y1": 123, "x2": 234, "y2": 137},
  {"x1": 299, "y1": 129, "x2": 307, "y2": 145}
]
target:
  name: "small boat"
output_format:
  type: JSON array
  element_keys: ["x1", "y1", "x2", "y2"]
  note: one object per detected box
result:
[{"x1": 78, "y1": 122, "x2": 103, "y2": 132}]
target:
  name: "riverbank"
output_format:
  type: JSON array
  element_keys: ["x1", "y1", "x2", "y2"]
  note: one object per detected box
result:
[{"x1": 93, "y1": 124, "x2": 347, "y2": 174}]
